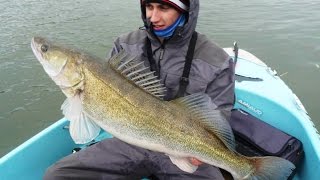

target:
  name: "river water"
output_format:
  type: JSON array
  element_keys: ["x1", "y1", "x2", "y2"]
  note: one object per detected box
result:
[{"x1": 0, "y1": 0, "x2": 319, "y2": 157}]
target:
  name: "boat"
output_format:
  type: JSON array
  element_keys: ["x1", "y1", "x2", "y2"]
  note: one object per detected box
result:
[{"x1": 1, "y1": 48, "x2": 319, "y2": 180}]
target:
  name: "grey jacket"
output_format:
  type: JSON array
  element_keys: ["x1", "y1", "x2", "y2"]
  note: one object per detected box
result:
[{"x1": 108, "y1": 0, "x2": 235, "y2": 118}]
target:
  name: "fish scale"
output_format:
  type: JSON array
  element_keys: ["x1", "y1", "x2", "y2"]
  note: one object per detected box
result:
[{"x1": 79, "y1": 66, "x2": 261, "y2": 179}]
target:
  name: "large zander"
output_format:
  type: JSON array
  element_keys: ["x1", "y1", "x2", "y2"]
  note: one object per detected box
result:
[{"x1": 31, "y1": 37, "x2": 295, "y2": 179}]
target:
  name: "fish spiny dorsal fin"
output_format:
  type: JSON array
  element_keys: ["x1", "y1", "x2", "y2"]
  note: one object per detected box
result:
[
  {"x1": 109, "y1": 50, "x2": 166, "y2": 99},
  {"x1": 172, "y1": 93, "x2": 236, "y2": 151}
]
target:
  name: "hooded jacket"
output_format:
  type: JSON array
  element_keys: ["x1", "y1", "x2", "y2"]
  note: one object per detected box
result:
[{"x1": 108, "y1": 0, "x2": 235, "y2": 118}]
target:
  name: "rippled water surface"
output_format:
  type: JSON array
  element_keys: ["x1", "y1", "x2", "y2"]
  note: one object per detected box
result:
[{"x1": 0, "y1": 0, "x2": 319, "y2": 157}]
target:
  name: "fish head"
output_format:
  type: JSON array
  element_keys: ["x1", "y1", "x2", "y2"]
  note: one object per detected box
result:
[{"x1": 31, "y1": 37, "x2": 84, "y2": 97}]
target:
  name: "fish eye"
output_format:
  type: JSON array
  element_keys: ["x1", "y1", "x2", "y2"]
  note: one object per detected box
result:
[{"x1": 41, "y1": 44, "x2": 49, "y2": 52}]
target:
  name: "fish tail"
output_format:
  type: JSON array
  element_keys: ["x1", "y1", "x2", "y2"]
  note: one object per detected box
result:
[{"x1": 246, "y1": 156, "x2": 295, "y2": 180}]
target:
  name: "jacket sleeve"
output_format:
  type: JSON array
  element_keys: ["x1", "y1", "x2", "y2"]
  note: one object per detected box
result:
[
  {"x1": 206, "y1": 58, "x2": 235, "y2": 120},
  {"x1": 106, "y1": 37, "x2": 123, "y2": 60}
]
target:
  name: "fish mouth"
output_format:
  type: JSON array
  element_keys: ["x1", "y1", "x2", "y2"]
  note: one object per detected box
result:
[{"x1": 31, "y1": 37, "x2": 44, "y2": 63}]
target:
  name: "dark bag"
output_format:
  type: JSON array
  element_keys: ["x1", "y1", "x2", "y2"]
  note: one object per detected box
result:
[{"x1": 230, "y1": 109, "x2": 304, "y2": 179}]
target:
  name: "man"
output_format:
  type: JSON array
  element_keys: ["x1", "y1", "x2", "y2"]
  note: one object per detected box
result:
[{"x1": 44, "y1": 0, "x2": 235, "y2": 179}]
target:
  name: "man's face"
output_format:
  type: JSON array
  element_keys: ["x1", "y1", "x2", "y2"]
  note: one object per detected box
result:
[{"x1": 145, "y1": 3, "x2": 180, "y2": 30}]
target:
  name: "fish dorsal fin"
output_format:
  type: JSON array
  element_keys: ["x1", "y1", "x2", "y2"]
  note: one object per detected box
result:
[
  {"x1": 108, "y1": 50, "x2": 166, "y2": 99},
  {"x1": 172, "y1": 93, "x2": 235, "y2": 151}
]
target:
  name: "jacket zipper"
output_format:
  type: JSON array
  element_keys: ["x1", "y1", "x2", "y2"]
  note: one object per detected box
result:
[
  {"x1": 159, "y1": 48, "x2": 164, "y2": 60},
  {"x1": 157, "y1": 43, "x2": 165, "y2": 76}
]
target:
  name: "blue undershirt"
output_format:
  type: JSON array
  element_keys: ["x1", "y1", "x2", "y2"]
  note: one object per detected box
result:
[{"x1": 153, "y1": 14, "x2": 186, "y2": 38}]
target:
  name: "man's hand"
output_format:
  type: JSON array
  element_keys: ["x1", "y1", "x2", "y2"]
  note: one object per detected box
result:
[{"x1": 189, "y1": 157, "x2": 203, "y2": 166}]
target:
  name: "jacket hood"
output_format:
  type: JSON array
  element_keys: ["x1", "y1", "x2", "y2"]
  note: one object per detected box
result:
[{"x1": 140, "y1": 0, "x2": 199, "y2": 44}]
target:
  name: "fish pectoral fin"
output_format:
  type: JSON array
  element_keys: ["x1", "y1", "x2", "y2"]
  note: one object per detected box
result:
[
  {"x1": 61, "y1": 95, "x2": 100, "y2": 144},
  {"x1": 169, "y1": 155, "x2": 198, "y2": 173},
  {"x1": 69, "y1": 112, "x2": 101, "y2": 144}
]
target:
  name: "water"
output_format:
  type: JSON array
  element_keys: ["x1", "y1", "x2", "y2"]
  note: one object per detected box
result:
[{"x1": 0, "y1": 0, "x2": 319, "y2": 157}]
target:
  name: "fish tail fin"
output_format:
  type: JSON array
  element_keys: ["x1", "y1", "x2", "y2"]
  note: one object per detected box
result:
[{"x1": 245, "y1": 156, "x2": 295, "y2": 180}]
